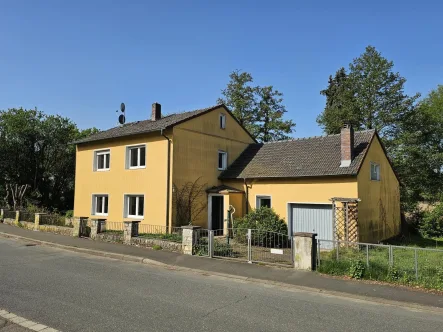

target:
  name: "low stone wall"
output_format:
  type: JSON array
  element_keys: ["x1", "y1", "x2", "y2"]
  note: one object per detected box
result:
[
  {"x1": 131, "y1": 236, "x2": 182, "y2": 252},
  {"x1": 2, "y1": 219, "x2": 16, "y2": 226},
  {"x1": 38, "y1": 224, "x2": 73, "y2": 236},
  {"x1": 21, "y1": 221, "x2": 35, "y2": 230},
  {"x1": 95, "y1": 232, "x2": 124, "y2": 243}
]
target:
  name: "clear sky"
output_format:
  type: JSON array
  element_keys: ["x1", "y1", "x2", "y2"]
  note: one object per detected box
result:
[{"x1": 1, "y1": 0, "x2": 442, "y2": 138}]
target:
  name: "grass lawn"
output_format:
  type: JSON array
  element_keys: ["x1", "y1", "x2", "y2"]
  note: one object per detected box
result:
[{"x1": 318, "y1": 235, "x2": 443, "y2": 290}]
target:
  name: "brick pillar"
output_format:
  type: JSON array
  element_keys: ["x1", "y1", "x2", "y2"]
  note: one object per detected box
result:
[
  {"x1": 73, "y1": 217, "x2": 88, "y2": 237},
  {"x1": 123, "y1": 221, "x2": 140, "y2": 244},
  {"x1": 15, "y1": 211, "x2": 20, "y2": 223},
  {"x1": 293, "y1": 232, "x2": 317, "y2": 270},
  {"x1": 181, "y1": 225, "x2": 202, "y2": 255}
]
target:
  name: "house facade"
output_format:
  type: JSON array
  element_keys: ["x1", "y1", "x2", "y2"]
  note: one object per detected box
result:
[{"x1": 74, "y1": 103, "x2": 400, "y2": 243}]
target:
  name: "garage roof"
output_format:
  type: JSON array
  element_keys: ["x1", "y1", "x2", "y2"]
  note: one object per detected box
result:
[{"x1": 219, "y1": 129, "x2": 376, "y2": 179}]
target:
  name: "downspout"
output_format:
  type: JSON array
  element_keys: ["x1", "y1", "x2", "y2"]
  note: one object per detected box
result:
[
  {"x1": 161, "y1": 129, "x2": 171, "y2": 231},
  {"x1": 244, "y1": 178, "x2": 249, "y2": 214}
]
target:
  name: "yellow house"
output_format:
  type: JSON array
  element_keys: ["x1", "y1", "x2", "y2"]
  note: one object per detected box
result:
[{"x1": 74, "y1": 103, "x2": 400, "y2": 243}]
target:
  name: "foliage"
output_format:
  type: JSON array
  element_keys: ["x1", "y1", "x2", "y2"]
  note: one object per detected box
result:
[
  {"x1": 387, "y1": 266, "x2": 400, "y2": 282},
  {"x1": 316, "y1": 46, "x2": 443, "y2": 209},
  {"x1": 0, "y1": 107, "x2": 99, "y2": 212},
  {"x1": 233, "y1": 207, "x2": 288, "y2": 234},
  {"x1": 419, "y1": 203, "x2": 443, "y2": 237},
  {"x1": 138, "y1": 232, "x2": 182, "y2": 243},
  {"x1": 218, "y1": 70, "x2": 295, "y2": 142},
  {"x1": 152, "y1": 244, "x2": 162, "y2": 250},
  {"x1": 349, "y1": 260, "x2": 365, "y2": 279},
  {"x1": 173, "y1": 177, "x2": 207, "y2": 226},
  {"x1": 65, "y1": 210, "x2": 74, "y2": 218}
]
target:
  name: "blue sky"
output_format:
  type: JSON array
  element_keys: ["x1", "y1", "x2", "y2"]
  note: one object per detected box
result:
[{"x1": 1, "y1": 0, "x2": 442, "y2": 138}]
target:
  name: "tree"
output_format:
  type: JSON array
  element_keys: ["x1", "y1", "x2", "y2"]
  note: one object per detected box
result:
[
  {"x1": 217, "y1": 70, "x2": 256, "y2": 134},
  {"x1": 218, "y1": 70, "x2": 295, "y2": 142},
  {"x1": 173, "y1": 178, "x2": 207, "y2": 226},
  {"x1": 317, "y1": 46, "x2": 420, "y2": 136},
  {"x1": 255, "y1": 86, "x2": 295, "y2": 142}
]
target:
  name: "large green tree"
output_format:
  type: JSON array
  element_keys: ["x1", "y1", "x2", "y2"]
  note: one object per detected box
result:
[
  {"x1": 317, "y1": 46, "x2": 420, "y2": 136},
  {"x1": 0, "y1": 108, "x2": 98, "y2": 211},
  {"x1": 218, "y1": 70, "x2": 295, "y2": 142}
]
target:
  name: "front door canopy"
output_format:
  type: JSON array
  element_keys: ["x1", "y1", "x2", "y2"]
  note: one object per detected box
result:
[
  {"x1": 330, "y1": 197, "x2": 361, "y2": 203},
  {"x1": 206, "y1": 185, "x2": 243, "y2": 194}
]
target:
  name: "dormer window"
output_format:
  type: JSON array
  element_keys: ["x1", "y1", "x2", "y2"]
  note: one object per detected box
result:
[{"x1": 219, "y1": 113, "x2": 226, "y2": 129}]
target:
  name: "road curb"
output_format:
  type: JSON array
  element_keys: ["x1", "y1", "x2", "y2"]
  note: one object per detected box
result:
[{"x1": 1, "y1": 231, "x2": 443, "y2": 313}]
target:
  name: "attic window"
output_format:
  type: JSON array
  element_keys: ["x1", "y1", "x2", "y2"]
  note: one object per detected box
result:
[
  {"x1": 370, "y1": 162, "x2": 380, "y2": 181},
  {"x1": 218, "y1": 151, "x2": 227, "y2": 170},
  {"x1": 219, "y1": 114, "x2": 226, "y2": 129}
]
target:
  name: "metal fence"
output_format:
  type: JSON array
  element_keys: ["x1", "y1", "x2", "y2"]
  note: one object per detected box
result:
[
  {"x1": 19, "y1": 211, "x2": 35, "y2": 223},
  {"x1": 193, "y1": 229, "x2": 210, "y2": 256},
  {"x1": 317, "y1": 238, "x2": 443, "y2": 287},
  {"x1": 197, "y1": 228, "x2": 293, "y2": 266},
  {"x1": 103, "y1": 221, "x2": 125, "y2": 232},
  {"x1": 138, "y1": 224, "x2": 183, "y2": 243},
  {"x1": 40, "y1": 214, "x2": 68, "y2": 227},
  {"x1": 2, "y1": 210, "x2": 17, "y2": 219}
]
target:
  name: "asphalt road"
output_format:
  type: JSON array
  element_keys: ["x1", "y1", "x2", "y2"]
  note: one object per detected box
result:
[{"x1": 0, "y1": 237, "x2": 442, "y2": 332}]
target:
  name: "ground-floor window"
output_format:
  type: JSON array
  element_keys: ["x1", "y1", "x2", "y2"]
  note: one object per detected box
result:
[
  {"x1": 92, "y1": 194, "x2": 109, "y2": 216},
  {"x1": 125, "y1": 195, "x2": 144, "y2": 218},
  {"x1": 256, "y1": 195, "x2": 271, "y2": 209}
]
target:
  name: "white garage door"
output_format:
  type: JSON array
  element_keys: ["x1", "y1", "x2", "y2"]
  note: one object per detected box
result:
[{"x1": 291, "y1": 204, "x2": 333, "y2": 245}]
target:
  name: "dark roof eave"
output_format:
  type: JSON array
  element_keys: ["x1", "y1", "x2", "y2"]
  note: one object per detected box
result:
[{"x1": 219, "y1": 173, "x2": 358, "y2": 181}]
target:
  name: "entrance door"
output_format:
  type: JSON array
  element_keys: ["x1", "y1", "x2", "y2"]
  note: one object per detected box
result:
[{"x1": 211, "y1": 196, "x2": 224, "y2": 231}]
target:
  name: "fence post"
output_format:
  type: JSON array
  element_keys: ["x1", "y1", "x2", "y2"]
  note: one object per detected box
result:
[
  {"x1": 247, "y1": 229, "x2": 252, "y2": 263},
  {"x1": 293, "y1": 232, "x2": 317, "y2": 270},
  {"x1": 366, "y1": 244, "x2": 369, "y2": 267},
  {"x1": 389, "y1": 245, "x2": 393, "y2": 266},
  {"x1": 123, "y1": 220, "x2": 140, "y2": 244},
  {"x1": 181, "y1": 225, "x2": 202, "y2": 255},
  {"x1": 15, "y1": 211, "x2": 20, "y2": 224},
  {"x1": 90, "y1": 218, "x2": 106, "y2": 239},
  {"x1": 209, "y1": 230, "x2": 214, "y2": 258},
  {"x1": 34, "y1": 213, "x2": 44, "y2": 231},
  {"x1": 317, "y1": 239, "x2": 321, "y2": 268},
  {"x1": 336, "y1": 241, "x2": 339, "y2": 260},
  {"x1": 414, "y1": 248, "x2": 418, "y2": 281},
  {"x1": 0, "y1": 209, "x2": 4, "y2": 221}
]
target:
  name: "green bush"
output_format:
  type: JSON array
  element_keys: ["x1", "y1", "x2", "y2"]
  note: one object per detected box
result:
[
  {"x1": 233, "y1": 207, "x2": 288, "y2": 246},
  {"x1": 388, "y1": 266, "x2": 400, "y2": 282},
  {"x1": 65, "y1": 210, "x2": 74, "y2": 218},
  {"x1": 419, "y1": 203, "x2": 443, "y2": 237},
  {"x1": 349, "y1": 260, "x2": 365, "y2": 279}
]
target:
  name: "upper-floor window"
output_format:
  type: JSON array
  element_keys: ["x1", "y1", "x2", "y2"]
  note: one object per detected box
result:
[
  {"x1": 94, "y1": 149, "x2": 110, "y2": 171},
  {"x1": 370, "y1": 162, "x2": 380, "y2": 181},
  {"x1": 126, "y1": 145, "x2": 146, "y2": 169},
  {"x1": 219, "y1": 113, "x2": 226, "y2": 129},
  {"x1": 92, "y1": 194, "x2": 109, "y2": 216},
  {"x1": 218, "y1": 151, "x2": 227, "y2": 170},
  {"x1": 125, "y1": 195, "x2": 144, "y2": 218},
  {"x1": 256, "y1": 196, "x2": 271, "y2": 209}
]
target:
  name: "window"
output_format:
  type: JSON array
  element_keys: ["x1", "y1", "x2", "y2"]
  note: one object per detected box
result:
[
  {"x1": 92, "y1": 195, "x2": 109, "y2": 216},
  {"x1": 256, "y1": 196, "x2": 271, "y2": 208},
  {"x1": 94, "y1": 150, "x2": 110, "y2": 171},
  {"x1": 371, "y1": 162, "x2": 381, "y2": 181},
  {"x1": 125, "y1": 195, "x2": 144, "y2": 218},
  {"x1": 218, "y1": 151, "x2": 227, "y2": 170},
  {"x1": 219, "y1": 113, "x2": 226, "y2": 129},
  {"x1": 127, "y1": 145, "x2": 146, "y2": 169}
]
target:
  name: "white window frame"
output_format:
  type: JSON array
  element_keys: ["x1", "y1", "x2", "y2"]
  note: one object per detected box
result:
[
  {"x1": 92, "y1": 194, "x2": 109, "y2": 216},
  {"x1": 124, "y1": 194, "x2": 145, "y2": 219},
  {"x1": 370, "y1": 162, "x2": 381, "y2": 181},
  {"x1": 218, "y1": 150, "x2": 228, "y2": 170},
  {"x1": 126, "y1": 144, "x2": 146, "y2": 169},
  {"x1": 256, "y1": 195, "x2": 272, "y2": 209},
  {"x1": 219, "y1": 113, "x2": 226, "y2": 129},
  {"x1": 94, "y1": 149, "x2": 111, "y2": 171}
]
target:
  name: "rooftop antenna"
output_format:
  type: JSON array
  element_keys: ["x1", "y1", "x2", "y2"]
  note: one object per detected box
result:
[{"x1": 117, "y1": 102, "x2": 126, "y2": 125}]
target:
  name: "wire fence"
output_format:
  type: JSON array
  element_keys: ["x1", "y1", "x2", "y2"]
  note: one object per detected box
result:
[
  {"x1": 19, "y1": 211, "x2": 35, "y2": 223},
  {"x1": 40, "y1": 214, "x2": 70, "y2": 227},
  {"x1": 317, "y1": 239, "x2": 443, "y2": 289},
  {"x1": 193, "y1": 229, "x2": 210, "y2": 256},
  {"x1": 2, "y1": 210, "x2": 17, "y2": 219},
  {"x1": 103, "y1": 221, "x2": 125, "y2": 232},
  {"x1": 138, "y1": 224, "x2": 183, "y2": 243}
]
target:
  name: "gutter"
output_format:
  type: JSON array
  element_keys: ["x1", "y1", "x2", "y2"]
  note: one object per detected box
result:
[
  {"x1": 243, "y1": 178, "x2": 249, "y2": 214},
  {"x1": 161, "y1": 129, "x2": 171, "y2": 230}
]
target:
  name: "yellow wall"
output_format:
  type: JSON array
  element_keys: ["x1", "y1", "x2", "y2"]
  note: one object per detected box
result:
[
  {"x1": 224, "y1": 177, "x2": 358, "y2": 225},
  {"x1": 74, "y1": 132, "x2": 171, "y2": 228},
  {"x1": 357, "y1": 136, "x2": 401, "y2": 242},
  {"x1": 172, "y1": 107, "x2": 255, "y2": 227}
]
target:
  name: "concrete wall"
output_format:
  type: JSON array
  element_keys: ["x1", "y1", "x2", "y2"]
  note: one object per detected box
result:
[
  {"x1": 357, "y1": 135, "x2": 401, "y2": 242},
  {"x1": 74, "y1": 131, "x2": 172, "y2": 228},
  {"x1": 172, "y1": 107, "x2": 255, "y2": 227}
]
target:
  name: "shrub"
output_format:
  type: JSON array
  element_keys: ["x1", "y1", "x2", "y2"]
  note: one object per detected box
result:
[
  {"x1": 152, "y1": 245, "x2": 162, "y2": 250},
  {"x1": 65, "y1": 210, "x2": 74, "y2": 218},
  {"x1": 349, "y1": 260, "x2": 365, "y2": 279},
  {"x1": 419, "y1": 203, "x2": 443, "y2": 237},
  {"x1": 388, "y1": 266, "x2": 400, "y2": 282}
]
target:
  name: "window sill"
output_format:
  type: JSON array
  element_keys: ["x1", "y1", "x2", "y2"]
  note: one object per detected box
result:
[
  {"x1": 93, "y1": 213, "x2": 108, "y2": 217},
  {"x1": 126, "y1": 215, "x2": 144, "y2": 219},
  {"x1": 218, "y1": 168, "x2": 226, "y2": 171},
  {"x1": 95, "y1": 169, "x2": 110, "y2": 172},
  {"x1": 128, "y1": 166, "x2": 146, "y2": 170}
]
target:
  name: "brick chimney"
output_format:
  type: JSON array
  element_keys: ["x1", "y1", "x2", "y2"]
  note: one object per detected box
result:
[
  {"x1": 340, "y1": 123, "x2": 354, "y2": 167},
  {"x1": 151, "y1": 103, "x2": 161, "y2": 121}
]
